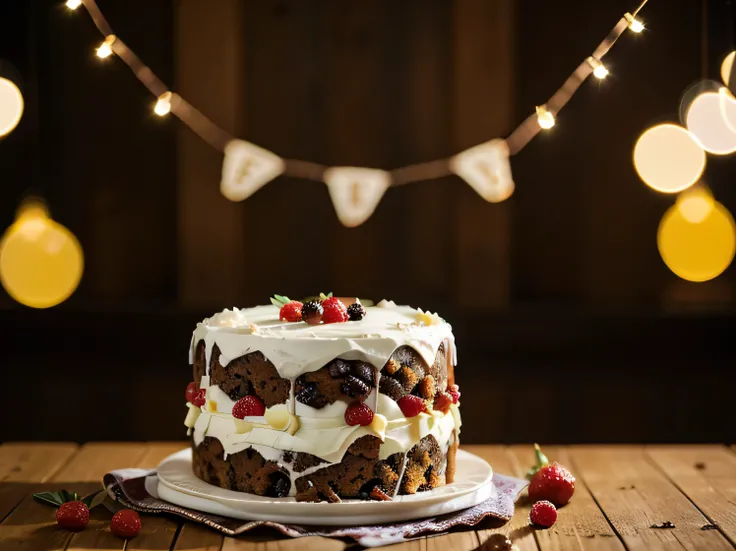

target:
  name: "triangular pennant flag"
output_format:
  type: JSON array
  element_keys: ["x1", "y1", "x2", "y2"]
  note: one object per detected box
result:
[
  {"x1": 220, "y1": 140, "x2": 285, "y2": 202},
  {"x1": 449, "y1": 138, "x2": 515, "y2": 203},
  {"x1": 324, "y1": 167, "x2": 391, "y2": 227}
]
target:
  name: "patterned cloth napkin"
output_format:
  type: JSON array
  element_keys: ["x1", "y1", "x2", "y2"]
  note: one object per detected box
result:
[{"x1": 103, "y1": 469, "x2": 527, "y2": 548}]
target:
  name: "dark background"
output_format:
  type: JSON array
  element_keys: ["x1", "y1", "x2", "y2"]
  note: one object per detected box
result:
[{"x1": 1, "y1": 0, "x2": 735, "y2": 444}]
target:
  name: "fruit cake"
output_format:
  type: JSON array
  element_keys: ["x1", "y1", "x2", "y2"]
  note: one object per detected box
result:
[{"x1": 183, "y1": 296, "x2": 463, "y2": 502}]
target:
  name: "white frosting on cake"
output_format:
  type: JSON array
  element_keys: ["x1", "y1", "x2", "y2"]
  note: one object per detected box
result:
[
  {"x1": 187, "y1": 300, "x2": 460, "y2": 497},
  {"x1": 191, "y1": 302, "x2": 456, "y2": 379}
]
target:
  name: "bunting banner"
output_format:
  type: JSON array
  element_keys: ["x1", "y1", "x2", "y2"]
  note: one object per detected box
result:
[{"x1": 66, "y1": 0, "x2": 649, "y2": 226}]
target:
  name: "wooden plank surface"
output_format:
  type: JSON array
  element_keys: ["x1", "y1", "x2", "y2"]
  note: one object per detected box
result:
[
  {"x1": 464, "y1": 445, "x2": 539, "y2": 551},
  {"x1": 569, "y1": 445, "x2": 734, "y2": 550},
  {"x1": 647, "y1": 445, "x2": 736, "y2": 547},
  {"x1": 509, "y1": 445, "x2": 625, "y2": 551},
  {"x1": 1, "y1": 444, "x2": 736, "y2": 551}
]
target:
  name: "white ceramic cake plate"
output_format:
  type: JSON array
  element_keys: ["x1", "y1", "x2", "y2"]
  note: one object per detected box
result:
[{"x1": 155, "y1": 448, "x2": 493, "y2": 526}]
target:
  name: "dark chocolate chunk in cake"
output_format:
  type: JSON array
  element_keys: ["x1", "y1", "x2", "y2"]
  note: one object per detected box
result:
[
  {"x1": 295, "y1": 358, "x2": 377, "y2": 408},
  {"x1": 206, "y1": 344, "x2": 290, "y2": 407}
]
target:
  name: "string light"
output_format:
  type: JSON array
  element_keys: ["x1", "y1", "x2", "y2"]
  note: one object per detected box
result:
[
  {"x1": 154, "y1": 91, "x2": 172, "y2": 116},
  {"x1": 587, "y1": 57, "x2": 609, "y2": 80},
  {"x1": 624, "y1": 13, "x2": 644, "y2": 33},
  {"x1": 536, "y1": 105, "x2": 555, "y2": 130},
  {"x1": 96, "y1": 35, "x2": 116, "y2": 59},
  {"x1": 66, "y1": 0, "x2": 82, "y2": 10},
  {"x1": 0, "y1": 76, "x2": 24, "y2": 137}
]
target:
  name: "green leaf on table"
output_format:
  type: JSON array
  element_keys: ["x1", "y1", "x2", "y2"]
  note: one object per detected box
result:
[
  {"x1": 61, "y1": 490, "x2": 80, "y2": 503},
  {"x1": 32, "y1": 491, "x2": 66, "y2": 508},
  {"x1": 81, "y1": 490, "x2": 107, "y2": 510}
]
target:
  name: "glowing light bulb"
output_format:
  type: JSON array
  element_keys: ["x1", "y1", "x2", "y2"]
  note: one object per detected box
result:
[
  {"x1": 66, "y1": 0, "x2": 82, "y2": 9},
  {"x1": 624, "y1": 13, "x2": 644, "y2": 33},
  {"x1": 587, "y1": 57, "x2": 608, "y2": 80},
  {"x1": 154, "y1": 92, "x2": 172, "y2": 116},
  {"x1": 0, "y1": 199, "x2": 84, "y2": 308},
  {"x1": 536, "y1": 105, "x2": 555, "y2": 129},
  {"x1": 0, "y1": 77, "x2": 24, "y2": 137},
  {"x1": 658, "y1": 201, "x2": 735, "y2": 282},
  {"x1": 677, "y1": 185, "x2": 714, "y2": 224},
  {"x1": 721, "y1": 51, "x2": 735, "y2": 86},
  {"x1": 633, "y1": 124, "x2": 705, "y2": 193},
  {"x1": 96, "y1": 35, "x2": 116, "y2": 59}
]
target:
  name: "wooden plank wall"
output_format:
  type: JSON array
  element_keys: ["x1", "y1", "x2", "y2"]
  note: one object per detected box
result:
[{"x1": 176, "y1": 0, "x2": 515, "y2": 310}]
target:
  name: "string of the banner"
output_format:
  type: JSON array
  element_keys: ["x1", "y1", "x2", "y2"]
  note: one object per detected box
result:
[{"x1": 69, "y1": 0, "x2": 648, "y2": 187}]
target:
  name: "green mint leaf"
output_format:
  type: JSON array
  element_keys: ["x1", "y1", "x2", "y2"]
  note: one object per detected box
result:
[
  {"x1": 319, "y1": 292, "x2": 333, "y2": 300},
  {"x1": 525, "y1": 443, "x2": 550, "y2": 479},
  {"x1": 32, "y1": 492, "x2": 65, "y2": 508},
  {"x1": 270, "y1": 295, "x2": 291, "y2": 307},
  {"x1": 81, "y1": 490, "x2": 106, "y2": 510},
  {"x1": 60, "y1": 490, "x2": 79, "y2": 503}
]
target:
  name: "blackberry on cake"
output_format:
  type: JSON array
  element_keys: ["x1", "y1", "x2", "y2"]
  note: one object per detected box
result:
[{"x1": 185, "y1": 298, "x2": 464, "y2": 502}]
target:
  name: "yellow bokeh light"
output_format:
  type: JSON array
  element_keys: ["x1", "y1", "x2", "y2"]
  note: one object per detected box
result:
[
  {"x1": 0, "y1": 77, "x2": 24, "y2": 137},
  {"x1": 0, "y1": 203, "x2": 84, "y2": 308},
  {"x1": 633, "y1": 124, "x2": 706, "y2": 193},
  {"x1": 676, "y1": 186, "x2": 714, "y2": 223},
  {"x1": 722, "y1": 51, "x2": 735, "y2": 86},
  {"x1": 658, "y1": 201, "x2": 735, "y2": 282},
  {"x1": 685, "y1": 91, "x2": 736, "y2": 154}
]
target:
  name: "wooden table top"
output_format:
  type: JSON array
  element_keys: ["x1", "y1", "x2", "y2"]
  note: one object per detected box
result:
[{"x1": 0, "y1": 443, "x2": 735, "y2": 550}]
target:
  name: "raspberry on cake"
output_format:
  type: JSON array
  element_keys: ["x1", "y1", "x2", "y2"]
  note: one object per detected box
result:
[{"x1": 185, "y1": 299, "x2": 462, "y2": 502}]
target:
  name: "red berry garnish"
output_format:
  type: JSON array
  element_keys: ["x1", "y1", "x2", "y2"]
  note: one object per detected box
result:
[
  {"x1": 345, "y1": 401, "x2": 374, "y2": 426},
  {"x1": 56, "y1": 501, "x2": 89, "y2": 532},
  {"x1": 185, "y1": 382, "x2": 199, "y2": 403},
  {"x1": 301, "y1": 301, "x2": 324, "y2": 325},
  {"x1": 448, "y1": 384, "x2": 461, "y2": 404},
  {"x1": 530, "y1": 500, "x2": 557, "y2": 528},
  {"x1": 232, "y1": 395, "x2": 266, "y2": 419},
  {"x1": 110, "y1": 509, "x2": 142, "y2": 539},
  {"x1": 322, "y1": 298, "x2": 349, "y2": 324},
  {"x1": 433, "y1": 392, "x2": 453, "y2": 414},
  {"x1": 191, "y1": 388, "x2": 206, "y2": 407},
  {"x1": 279, "y1": 301, "x2": 303, "y2": 322},
  {"x1": 398, "y1": 395, "x2": 427, "y2": 418}
]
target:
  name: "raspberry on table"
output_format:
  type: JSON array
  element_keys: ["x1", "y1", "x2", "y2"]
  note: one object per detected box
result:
[
  {"x1": 347, "y1": 302, "x2": 366, "y2": 321},
  {"x1": 232, "y1": 395, "x2": 266, "y2": 419},
  {"x1": 530, "y1": 500, "x2": 557, "y2": 528},
  {"x1": 279, "y1": 301, "x2": 303, "y2": 322},
  {"x1": 110, "y1": 509, "x2": 142, "y2": 539},
  {"x1": 345, "y1": 401, "x2": 374, "y2": 426},
  {"x1": 56, "y1": 501, "x2": 89, "y2": 532},
  {"x1": 398, "y1": 395, "x2": 427, "y2": 417},
  {"x1": 322, "y1": 298, "x2": 349, "y2": 324},
  {"x1": 301, "y1": 301, "x2": 324, "y2": 325}
]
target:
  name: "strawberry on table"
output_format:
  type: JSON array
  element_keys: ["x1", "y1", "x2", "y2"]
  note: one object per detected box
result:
[
  {"x1": 527, "y1": 443, "x2": 576, "y2": 506},
  {"x1": 110, "y1": 509, "x2": 142, "y2": 539},
  {"x1": 56, "y1": 501, "x2": 89, "y2": 532}
]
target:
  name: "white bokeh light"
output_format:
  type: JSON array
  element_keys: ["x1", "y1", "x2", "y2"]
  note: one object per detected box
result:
[{"x1": 0, "y1": 77, "x2": 24, "y2": 137}]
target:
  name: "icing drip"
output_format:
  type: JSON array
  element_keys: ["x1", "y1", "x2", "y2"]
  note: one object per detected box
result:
[{"x1": 193, "y1": 303, "x2": 455, "y2": 380}]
